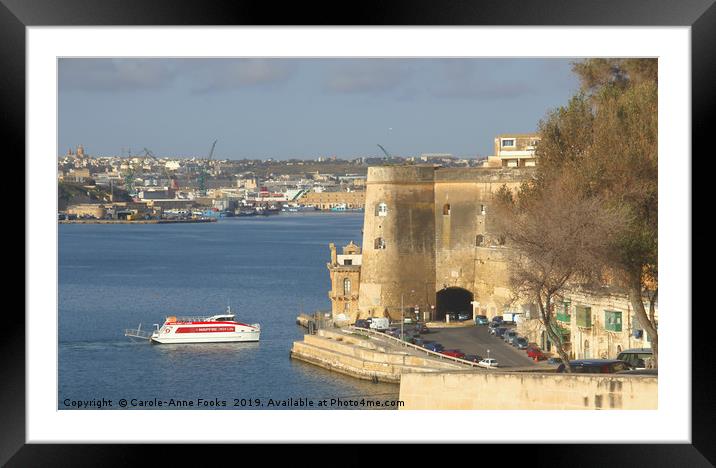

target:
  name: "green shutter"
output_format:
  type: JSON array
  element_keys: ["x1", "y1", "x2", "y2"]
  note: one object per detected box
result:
[
  {"x1": 556, "y1": 301, "x2": 571, "y2": 323},
  {"x1": 605, "y1": 310, "x2": 622, "y2": 332},
  {"x1": 575, "y1": 306, "x2": 592, "y2": 328}
]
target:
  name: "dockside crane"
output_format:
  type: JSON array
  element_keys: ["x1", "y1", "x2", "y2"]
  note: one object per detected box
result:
[
  {"x1": 198, "y1": 139, "x2": 217, "y2": 196},
  {"x1": 122, "y1": 146, "x2": 142, "y2": 196},
  {"x1": 377, "y1": 144, "x2": 392, "y2": 160},
  {"x1": 140, "y1": 148, "x2": 177, "y2": 190}
]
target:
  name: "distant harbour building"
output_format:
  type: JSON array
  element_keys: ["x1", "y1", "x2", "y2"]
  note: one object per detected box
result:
[
  {"x1": 484, "y1": 133, "x2": 540, "y2": 168},
  {"x1": 419, "y1": 153, "x2": 455, "y2": 163},
  {"x1": 299, "y1": 190, "x2": 365, "y2": 210},
  {"x1": 138, "y1": 188, "x2": 176, "y2": 200},
  {"x1": 66, "y1": 203, "x2": 106, "y2": 219}
]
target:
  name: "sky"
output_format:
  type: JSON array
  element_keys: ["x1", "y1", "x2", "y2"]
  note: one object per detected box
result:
[{"x1": 58, "y1": 58, "x2": 580, "y2": 160}]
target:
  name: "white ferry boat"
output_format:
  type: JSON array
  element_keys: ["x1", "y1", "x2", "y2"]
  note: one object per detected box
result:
[{"x1": 125, "y1": 306, "x2": 260, "y2": 344}]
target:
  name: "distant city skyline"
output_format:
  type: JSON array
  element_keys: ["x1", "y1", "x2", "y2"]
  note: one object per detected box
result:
[{"x1": 59, "y1": 58, "x2": 580, "y2": 160}]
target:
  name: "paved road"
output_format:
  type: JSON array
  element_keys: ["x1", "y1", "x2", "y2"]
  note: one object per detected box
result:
[{"x1": 413, "y1": 324, "x2": 538, "y2": 368}]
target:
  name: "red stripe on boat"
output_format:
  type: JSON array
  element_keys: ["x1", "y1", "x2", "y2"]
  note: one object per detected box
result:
[{"x1": 175, "y1": 326, "x2": 235, "y2": 333}]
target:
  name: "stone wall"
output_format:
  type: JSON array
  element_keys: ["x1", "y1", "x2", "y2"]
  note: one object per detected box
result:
[
  {"x1": 399, "y1": 370, "x2": 657, "y2": 410},
  {"x1": 357, "y1": 165, "x2": 534, "y2": 321},
  {"x1": 358, "y1": 166, "x2": 437, "y2": 319}
]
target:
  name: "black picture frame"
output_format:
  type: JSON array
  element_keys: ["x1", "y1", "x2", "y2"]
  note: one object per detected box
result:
[{"x1": 6, "y1": 0, "x2": 709, "y2": 464}]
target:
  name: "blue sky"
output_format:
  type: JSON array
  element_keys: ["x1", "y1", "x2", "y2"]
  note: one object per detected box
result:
[{"x1": 58, "y1": 58, "x2": 580, "y2": 159}]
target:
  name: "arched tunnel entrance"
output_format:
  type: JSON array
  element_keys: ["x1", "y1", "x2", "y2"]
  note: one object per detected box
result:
[{"x1": 435, "y1": 287, "x2": 474, "y2": 321}]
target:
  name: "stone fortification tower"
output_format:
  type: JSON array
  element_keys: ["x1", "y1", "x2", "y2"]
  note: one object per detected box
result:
[
  {"x1": 433, "y1": 168, "x2": 530, "y2": 320},
  {"x1": 358, "y1": 166, "x2": 437, "y2": 320}
]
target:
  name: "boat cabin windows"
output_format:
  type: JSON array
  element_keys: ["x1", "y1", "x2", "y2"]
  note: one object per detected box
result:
[{"x1": 212, "y1": 315, "x2": 234, "y2": 322}]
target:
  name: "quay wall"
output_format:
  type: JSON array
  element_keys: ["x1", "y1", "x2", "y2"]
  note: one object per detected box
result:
[
  {"x1": 289, "y1": 329, "x2": 466, "y2": 383},
  {"x1": 399, "y1": 371, "x2": 657, "y2": 410}
]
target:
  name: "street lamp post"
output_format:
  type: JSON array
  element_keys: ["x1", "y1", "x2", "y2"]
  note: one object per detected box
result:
[
  {"x1": 401, "y1": 293, "x2": 404, "y2": 344},
  {"x1": 400, "y1": 289, "x2": 415, "y2": 346}
]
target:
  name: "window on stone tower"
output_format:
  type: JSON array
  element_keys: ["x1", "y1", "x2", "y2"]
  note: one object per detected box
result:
[
  {"x1": 343, "y1": 278, "x2": 351, "y2": 295},
  {"x1": 443, "y1": 204, "x2": 451, "y2": 215},
  {"x1": 476, "y1": 234, "x2": 484, "y2": 246},
  {"x1": 480, "y1": 204, "x2": 486, "y2": 215},
  {"x1": 376, "y1": 202, "x2": 388, "y2": 217},
  {"x1": 374, "y1": 237, "x2": 386, "y2": 250},
  {"x1": 498, "y1": 235, "x2": 506, "y2": 245}
]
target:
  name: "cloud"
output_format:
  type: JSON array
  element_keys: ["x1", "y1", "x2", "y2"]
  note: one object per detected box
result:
[
  {"x1": 59, "y1": 58, "x2": 177, "y2": 92},
  {"x1": 58, "y1": 58, "x2": 297, "y2": 93},
  {"x1": 189, "y1": 59, "x2": 296, "y2": 93},
  {"x1": 428, "y1": 60, "x2": 535, "y2": 100},
  {"x1": 323, "y1": 60, "x2": 414, "y2": 95}
]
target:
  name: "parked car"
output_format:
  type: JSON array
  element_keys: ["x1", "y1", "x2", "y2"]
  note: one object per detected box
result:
[
  {"x1": 514, "y1": 337, "x2": 529, "y2": 349},
  {"x1": 385, "y1": 327, "x2": 401, "y2": 338},
  {"x1": 474, "y1": 315, "x2": 489, "y2": 326},
  {"x1": 491, "y1": 316, "x2": 504, "y2": 324},
  {"x1": 354, "y1": 319, "x2": 370, "y2": 329},
  {"x1": 503, "y1": 330, "x2": 518, "y2": 343},
  {"x1": 547, "y1": 357, "x2": 563, "y2": 365},
  {"x1": 494, "y1": 327, "x2": 509, "y2": 338},
  {"x1": 413, "y1": 337, "x2": 426, "y2": 347},
  {"x1": 462, "y1": 354, "x2": 483, "y2": 363},
  {"x1": 616, "y1": 348, "x2": 653, "y2": 370},
  {"x1": 446, "y1": 312, "x2": 459, "y2": 321},
  {"x1": 402, "y1": 335, "x2": 416, "y2": 344},
  {"x1": 457, "y1": 312, "x2": 471, "y2": 321},
  {"x1": 526, "y1": 347, "x2": 546, "y2": 360},
  {"x1": 424, "y1": 342, "x2": 444, "y2": 352},
  {"x1": 414, "y1": 323, "x2": 430, "y2": 334},
  {"x1": 556, "y1": 359, "x2": 633, "y2": 374},
  {"x1": 369, "y1": 317, "x2": 390, "y2": 331},
  {"x1": 479, "y1": 358, "x2": 499, "y2": 368},
  {"x1": 440, "y1": 349, "x2": 466, "y2": 359}
]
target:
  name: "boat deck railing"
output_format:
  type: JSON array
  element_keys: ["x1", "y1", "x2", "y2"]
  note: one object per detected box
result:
[{"x1": 124, "y1": 326, "x2": 153, "y2": 340}]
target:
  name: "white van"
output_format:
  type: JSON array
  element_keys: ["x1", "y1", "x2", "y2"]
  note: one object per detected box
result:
[
  {"x1": 369, "y1": 317, "x2": 390, "y2": 331},
  {"x1": 617, "y1": 348, "x2": 653, "y2": 369}
]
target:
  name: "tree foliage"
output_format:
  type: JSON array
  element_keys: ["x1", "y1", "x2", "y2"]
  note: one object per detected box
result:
[{"x1": 495, "y1": 58, "x2": 659, "y2": 367}]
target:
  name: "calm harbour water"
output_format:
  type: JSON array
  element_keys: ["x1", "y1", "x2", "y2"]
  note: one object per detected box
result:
[{"x1": 58, "y1": 212, "x2": 399, "y2": 410}]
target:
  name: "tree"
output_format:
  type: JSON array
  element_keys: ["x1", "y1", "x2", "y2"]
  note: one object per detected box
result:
[
  {"x1": 530, "y1": 58, "x2": 659, "y2": 366},
  {"x1": 494, "y1": 179, "x2": 620, "y2": 372}
]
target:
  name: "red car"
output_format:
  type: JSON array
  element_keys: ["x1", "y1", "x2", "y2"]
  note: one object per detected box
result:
[
  {"x1": 526, "y1": 347, "x2": 546, "y2": 360},
  {"x1": 440, "y1": 349, "x2": 466, "y2": 359}
]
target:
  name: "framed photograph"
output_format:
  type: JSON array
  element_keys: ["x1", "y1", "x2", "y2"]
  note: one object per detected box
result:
[{"x1": 10, "y1": 0, "x2": 710, "y2": 463}]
